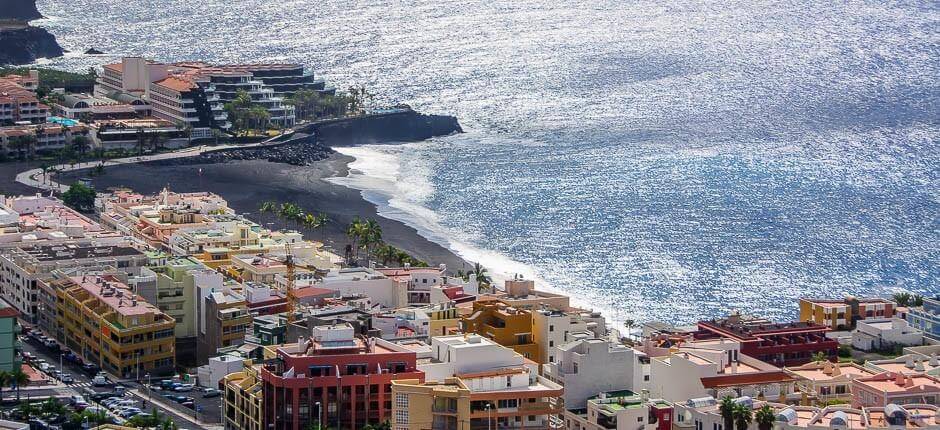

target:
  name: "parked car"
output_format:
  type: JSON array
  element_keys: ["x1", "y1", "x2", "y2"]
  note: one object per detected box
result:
[
  {"x1": 60, "y1": 373, "x2": 74, "y2": 384},
  {"x1": 173, "y1": 384, "x2": 194, "y2": 392},
  {"x1": 114, "y1": 385, "x2": 127, "y2": 396},
  {"x1": 181, "y1": 401, "x2": 195, "y2": 409},
  {"x1": 92, "y1": 374, "x2": 110, "y2": 386},
  {"x1": 118, "y1": 408, "x2": 142, "y2": 418},
  {"x1": 202, "y1": 388, "x2": 221, "y2": 398},
  {"x1": 68, "y1": 395, "x2": 87, "y2": 406}
]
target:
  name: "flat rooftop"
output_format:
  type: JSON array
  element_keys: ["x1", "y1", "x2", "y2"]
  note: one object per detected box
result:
[
  {"x1": 24, "y1": 244, "x2": 143, "y2": 262},
  {"x1": 69, "y1": 275, "x2": 162, "y2": 317}
]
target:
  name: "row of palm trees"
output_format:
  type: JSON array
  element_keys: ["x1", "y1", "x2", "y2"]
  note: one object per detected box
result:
[
  {"x1": 720, "y1": 396, "x2": 776, "y2": 430},
  {"x1": 345, "y1": 217, "x2": 438, "y2": 270},
  {"x1": 258, "y1": 201, "x2": 330, "y2": 239}
]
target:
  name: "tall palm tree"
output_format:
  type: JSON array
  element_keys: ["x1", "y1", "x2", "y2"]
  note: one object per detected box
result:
[
  {"x1": 346, "y1": 217, "x2": 365, "y2": 264},
  {"x1": 9, "y1": 368, "x2": 28, "y2": 401},
  {"x1": 719, "y1": 396, "x2": 736, "y2": 430},
  {"x1": 755, "y1": 405, "x2": 775, "y2": 430},
  {"x1": 362, "y1": 219, "x2": 383, "y2": 261},
  {"x1": 733, "y1": 403, "x2": 752, "y2": 430},
  {"x1": 471, "y1": 263, "x2": 492, "y2": 292}
]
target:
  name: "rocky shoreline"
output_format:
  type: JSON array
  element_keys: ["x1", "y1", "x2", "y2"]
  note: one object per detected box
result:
[
  {"x1": 0, "y1": 0, "x2": 64, "y2": 65},
  {"x1": 149, "y1": 110, "x2": 462, "y2": 167}
]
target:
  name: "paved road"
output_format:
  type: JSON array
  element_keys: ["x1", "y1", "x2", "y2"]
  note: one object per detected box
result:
[
  {"x1": 15, "y1": 131, "x2": 300, "y2": 193},
  {"x1": 19, "y1": 328, "x2": 222, "y2": 429}
]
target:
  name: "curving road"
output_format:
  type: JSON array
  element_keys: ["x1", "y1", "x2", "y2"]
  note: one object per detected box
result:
[{"x1": 15, "y1": 133, "x2": 300, "y2": 193}]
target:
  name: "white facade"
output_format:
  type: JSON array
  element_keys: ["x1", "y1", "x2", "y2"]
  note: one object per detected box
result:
[
  {"x1": 543, "y1": 338, "x2": 648, "y2": 409},
  {"x1": 420, "y1": 334, "x2": 528, "y2": 382},
  {"x1": 852, "y1": 318, "x2": 924, "y2": 351},
  {"x1": 196, "y1": 355, "x2": 245, "y2": 389},
  {"x1": 532, "y1": 308, "x2": 606, "y2": 365}
]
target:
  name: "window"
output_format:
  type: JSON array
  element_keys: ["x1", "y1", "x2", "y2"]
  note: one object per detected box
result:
[
  {"x1": 549, "y1": 325, "x2": 554, "y2": 332},
  {"x1": 395, "y1": 393, "x2": 409, "y2": 409},
  {"x1": 395, "y1": 409, "x2": 408, "y2": 425},
  {"x1": 549, "y1": 341, "x2": 554, "y2": 347}
]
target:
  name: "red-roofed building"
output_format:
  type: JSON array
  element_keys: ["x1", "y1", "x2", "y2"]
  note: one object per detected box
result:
[
  {"x1": 258, "y1": 323, "x2": 424, "y2": 430},
  {"x1": 0, "y1": 72, "x2": 48, "y2": 124},
  {"x1": 695, "y1": 313, "x2": 838, "y2": 367}
]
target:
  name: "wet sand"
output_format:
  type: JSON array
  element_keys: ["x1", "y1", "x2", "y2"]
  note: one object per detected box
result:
[{"x1": 57, "y1": 154, "x2": 471, "y2": 272}]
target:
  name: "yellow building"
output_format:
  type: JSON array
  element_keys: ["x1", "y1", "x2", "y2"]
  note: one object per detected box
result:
[
  {"x1": 57, "y1": 275, "x2": 176, "y2": 378},
  {"x1": 799, "y1": 296, "x2": 895, "y2": 330},
  {"x1": 223, "y1": 363, "x2": 264, "y2": 430},
  {"x1": 392, "y1": 378, "x2": 472, "y2": 430},
  {"x1": 460, "y1": 301, "x2": 540, "y2": 362}
]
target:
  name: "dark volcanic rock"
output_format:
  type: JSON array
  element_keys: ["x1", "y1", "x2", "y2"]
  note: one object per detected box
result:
[
  {"x1": 84, "y1": 47, "x2": 105, "y2": 55},
  {"x1": 0, "y1": 26, "x2": 64, "y2": 65},
  {"x1": 309, "y1": 109, "x2": 462, "y2": 146},
  {"x1": 150, "y1": 134, "x2": 333, "y2": 167},
  {"x1": 1, "y1": 0, "x2": 43, "y2": 21}
]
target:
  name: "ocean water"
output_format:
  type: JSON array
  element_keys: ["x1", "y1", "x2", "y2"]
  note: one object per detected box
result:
[{"x1": 35, "y1": 0, "x2": 940, "y2": 324}]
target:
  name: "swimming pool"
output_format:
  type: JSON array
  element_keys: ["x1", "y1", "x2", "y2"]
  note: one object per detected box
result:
[{"x1": 47, "y1": 116, "x2": 79, "y2": 127}]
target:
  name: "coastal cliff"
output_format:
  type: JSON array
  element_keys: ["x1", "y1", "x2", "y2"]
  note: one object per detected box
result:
[
  {"x1": 0, "y1": 26, "x2": 64, "y2": 65},
  {"x1": 0, "y1": 0, "x2": 43, "y2": 21},
  {"x1": 308, "y1": 109, "x2": 462, "y2": 146},
  {"x1": 0, "y1": 0, "x2": 64, "y2": 65}
]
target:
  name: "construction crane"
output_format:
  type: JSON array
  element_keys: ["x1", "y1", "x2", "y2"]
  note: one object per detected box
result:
[
  {"x1": 282, "y1": 243, "x2": 324, "y2": 324},
  {"x1": 284, "y1": 242, "x2": 298, "y2": 324}
]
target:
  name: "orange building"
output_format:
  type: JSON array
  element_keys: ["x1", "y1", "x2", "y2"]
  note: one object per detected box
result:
[{"x1": 460, "y1": 302, "x2": 540, "y2": 362}]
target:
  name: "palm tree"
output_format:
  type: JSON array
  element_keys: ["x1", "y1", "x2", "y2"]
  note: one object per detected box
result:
[
  {"x1": 9, "y1": 368, "x2": 28, "y2": 401},
  {"x1": 0, "y1": 371, "x2": 8, "y2": 402},
  {"x1": 376, "y1": 244, "x2": 398, "y2": 266},
  {"x1": 361, "y1": 219, "x2": 383, "y2": 261},
  {"x1": 471, "y1": 263, "x2": 492, "y2": 292},
  {"x1": 346, "y1": 217, "x2": 366, "y2": 264},
  {"x1": 733, "y1": 403, "x2": 752, "y2": 430},
  {"x1": 395, "y1": 249, "x2": 412, "y2": 267},
  {"x1": 755, "y1": 405, "x2": 775, "y2": 430},
  {"x1": 719, "y1": 396, "x2": 736, "y2": 430},
  {"x1": 893, "y1": 292, "x2": 913, "y2": 307}
]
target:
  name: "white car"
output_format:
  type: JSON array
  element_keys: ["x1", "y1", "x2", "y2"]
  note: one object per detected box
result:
[{"x1": 173, "y1": 384, "x2": 195, "y2": 392}]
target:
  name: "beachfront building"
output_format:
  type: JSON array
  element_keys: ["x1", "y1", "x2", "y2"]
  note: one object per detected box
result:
[
  {"x1": 0, "y1": 122, "x2": 91, "y2": 156},
  {"x1": 54, "y1": 93, "x2": 149, "y2": 120},
  {"x1": 565, "y1": 390, "x2": 673, "y2": 430},
  {"x1": 648, "y1": 339, "x2": 796, "y2": 403},
  {"x1": 488, "y1": 277, "x2": 571, "y2": 311},
  {"x1": 376, "y1": 265, "x2": 479, "y2": 306},
  {"x1": 543, "y1": 338, "x2": 650, "y2": 410},
  {"x1": 223, "y1": 362, "x2": 264, "y2": 430},
  {"x1": 852, "y1": 318, "x2": 923, "y2": 352},
  {"x1": 532, "y1": 307, "x2": 607, "y2": 365},
  {"x1": 784, "y1": 361, "x2": 878, "y2": 405},
  {"x1": 0, "y1": 243, "x2": 147, "y2": 320},
  {"x1": 410, "y1": 334, "x2": 564, "y2": 429},
  {"x1": 460, "y1": 301, "x2": 539, "y2": 362},
  {"x1": 56, "y1": 275, "x2": 176, "y2": 378},
  {"x1": 91, "y1": 117, "x2": 190, "y2": 151},
  {"x1": 852, "y1": 372, "x2": 940, "y2": 408},
  {"x1": 695, "y1": 313, "x2": 838, "y2": 367},
  {"x1": 0, "y1": 73, "x2": 48, "y2": 124},
  {"x1": 906, "y1": 298, "x2": 940, "y2": 342},
  {"x1": 258, "y1": 323, "x2": 424, "y2": 430},
  {"x1": 96, "y1": 58, "x2": 335, "y2": 135},
  {"x1": 799, "y1": 296, "x2": 896, "y2": 331}
]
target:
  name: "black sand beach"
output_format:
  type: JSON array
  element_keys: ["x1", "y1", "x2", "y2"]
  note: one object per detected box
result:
[{"x1": 57, "y1": 154, "x2": 471, "y2": 272}]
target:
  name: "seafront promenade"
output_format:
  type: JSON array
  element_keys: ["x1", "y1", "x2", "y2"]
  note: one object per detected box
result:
[{"x1": 15, "y1": 133, "x2": 298, "y2": 192}]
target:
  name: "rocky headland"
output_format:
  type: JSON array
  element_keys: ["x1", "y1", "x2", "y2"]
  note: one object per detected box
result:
[{"x1": 0, "y1": 0, "x2": 64, "y2": 65}]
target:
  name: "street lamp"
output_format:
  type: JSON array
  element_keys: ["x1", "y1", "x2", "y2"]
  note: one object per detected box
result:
[
  {"x1": 315, "y1": 401, "x2": 321, "y2": 430},
  {"x1": 145, "y1": 373, "x2": 152, "y2": 404},
  {"x1": 485, "y1": 403, "x2": 492, "y2": 430}
]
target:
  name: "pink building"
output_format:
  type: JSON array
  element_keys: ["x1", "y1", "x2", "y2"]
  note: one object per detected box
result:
[{"x1": 852, "y1": 372, "x2": 940, "y2": 408}]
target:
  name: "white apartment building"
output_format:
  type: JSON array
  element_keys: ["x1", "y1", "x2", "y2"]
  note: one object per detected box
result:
[
  {"x1": 532, "y1": 307, "x2": 607, "y2": 365},
  {"x1": 543, "y1": 338, "x2": 649, "y2": 409}
]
